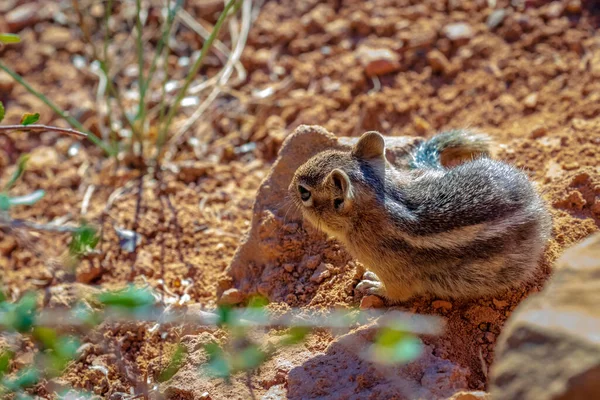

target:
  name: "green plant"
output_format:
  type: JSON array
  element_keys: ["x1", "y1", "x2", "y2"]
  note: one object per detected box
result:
[
  {"x1": 0, "y1": 0, "x2": 246, "y2": 165},
  {"x1": 0, "y1": 282, "x2": 442, "y2": 397}
]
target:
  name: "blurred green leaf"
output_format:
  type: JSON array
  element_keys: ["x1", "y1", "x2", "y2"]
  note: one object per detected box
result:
[
  {"x1": 8, "y1": 190, "x2": 45, "y2": 207},
  {"x1": 4, "y1": 154, "x2": 29, "y2": 191},
  {"x1": 56, "y1": 389, "x2": 97, "y2": 399},
  {"x1": 0, "y1": 194, "x2": 10, "y2": 211},
  {"x1": 33, "y1": 327, "x2": 80, "y2": 375},
  {"x1": 216, "y1": 305, "x2": 233, "y2": 326},
  {"x1": 234, "y1": 344, "x2": 266, "y2": 370},
  {"x1": 0, "y1": 351, "x2": 14, "y2": 380},
  {"x1": 72, "y1": 302, "x2": 102, "y2": 327},
  {"x1": 15, "y1": 392, "x2": 36, "y2": 400},
  {"x1": 1, "y1": 367, "x2": 39, "y2": 392},
  {"x1": 45, "y1": 339, "x2": 80, "y2": 376},
  {"x1": 20, "y1": 113, "x2": 39, "y2": 126},
  {"x1": 203, "y1": 342, "x2": 230, "y2": 379},
  {"x1": 11, "y1": 293, "x2": 37, "y2": 333},
  {"x1": 32, "y1": 326, "x2": 58, "y2": 350},
  {"x1": 247, "y1": 295, "x2": 268, "y2": 309},
  {"x1": 69, "y1": 223, "x2": 99, "y2": 257},
  {"x1": 371, "y1": 326, "x2": 422, "y2": 365},
  {"x1": 0, "y1": 33, "x2": 21, "y2": 44},
  {"x1": 97, "y1": 285, "x2": 155, "y2": 310},
  {"x1": 280, "y1": 326, "x2": 310, "y2": 346},
  {"x1": 157, "y1": 344, "x2": 187, "y2": 382},
  {"x1": 0, "y1": 101, "x2": 4, "y2": 123}
]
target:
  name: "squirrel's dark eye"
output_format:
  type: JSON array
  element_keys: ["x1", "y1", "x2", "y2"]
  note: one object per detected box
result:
[
  {"x1": 298, "y1": 185, "x2": 311, "y2": 202},
  {"x1": 334, "y1": 198, "x2": 344, "y2": 210}
]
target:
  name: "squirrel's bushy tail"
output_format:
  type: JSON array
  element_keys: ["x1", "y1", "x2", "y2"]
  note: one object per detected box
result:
[{"x1": 409, "y1": 129, "x2": 492, "y2": 170}]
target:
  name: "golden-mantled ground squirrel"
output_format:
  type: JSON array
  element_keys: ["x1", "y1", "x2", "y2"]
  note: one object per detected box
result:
[{"x1": 289, "y1": 130, "x2": 552, "y2": 303}]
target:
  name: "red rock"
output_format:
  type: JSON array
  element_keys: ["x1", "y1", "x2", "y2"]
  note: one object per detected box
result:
[
  {"x1": 355, "y1": 46, "x2": 401, "y2": 77},
  {"x1": 360, "y1": 295, "x2": 385, "y2": 309},
  {"x1": 443, "y1": 23, "x2": 474, "y2": 42},
  {"x1": 5, "y1": 3, "x2": 39, "y2": 32},
  {"x1": 491, "y1": 233, "x2": 600, "y2": 400},
  {"x1": 432, "y1": 300, "x2": 453, "y2": 311},
  {"x1": 219, "y1": 288, "x2": 244, "y2": 305},
  {"x1": 427, "y1": 49, "x2": 451, "y2": 74}
]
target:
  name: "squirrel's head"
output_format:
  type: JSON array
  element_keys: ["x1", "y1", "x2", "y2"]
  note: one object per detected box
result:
[{"x1": 289, "y1": 131, "x2": 386, "y2": 238}]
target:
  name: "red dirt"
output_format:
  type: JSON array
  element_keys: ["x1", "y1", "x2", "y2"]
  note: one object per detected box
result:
[{"x1": 1, "y1": 0, "x2": 599, "y2": 398}]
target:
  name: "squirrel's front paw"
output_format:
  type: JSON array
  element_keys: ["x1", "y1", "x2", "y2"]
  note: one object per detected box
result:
[{"x1": 356, "y1": 271, "x2": 386, "y2": 297}]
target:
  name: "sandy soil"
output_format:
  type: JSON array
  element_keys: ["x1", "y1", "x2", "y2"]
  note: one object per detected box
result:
[{"x1": 1, "y1": 0, "x2": 599, "y2": 398}]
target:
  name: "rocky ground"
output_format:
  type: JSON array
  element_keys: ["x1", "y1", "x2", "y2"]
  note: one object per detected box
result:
[{"x1": 0, "y1": 0, "x2": 599, "y2": 399}]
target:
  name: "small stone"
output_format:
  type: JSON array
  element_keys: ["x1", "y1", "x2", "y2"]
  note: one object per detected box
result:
[
  {"x1": 219, "y1": 288, "x2": 244, "y2": 305},
  {"x1": 591, "y1": 201, "x2": 600, "y2": 218},
  {"x1": 572, "y1": 118, "x2": 592, "y2": 130},
  {"x1": 589, "y1": 52, "x2": 600, "y2": 79},
  {"x1": 0, "y1": 71, "x2": 15, "y2": 94},
  {"x1": 443, "y1": 23, "x2": 474, "y2": 42},
  {"x1": 492, "y1": 299, "x2": 509, "y2": 309},
  {"x1": 0, "y1": 235, "x2": 17, "y2": 256},
  {"x1": 432, "y1": 300, "x2": 453, "y2": 310},
  {"x1": 413, "y1": 115, "x2": 432, "y2": 135},
  {"x1": 310, "y1": 263, "x2": 331, "y2": 283},
  {"x1": 448, "y1": 391, "x2": 491, "y2": 400},
  {"x1": 360, "y1": 295, "x2": 385, "y2": 309},
  {"x1": 303, "y1": 255, "x2": 321, "y2": 270},
  {"x1": 566, "y1": 0, "x2": 582, "y2": 13},
  {"x1": 355, "y1": 46, "x2": 401, "y2": 77},
  {"x1": 487, "y1": 9, "x2": 507, "y2": 29},
  {"x1": 41, "y1": 26, "x2": 72, "y2": 48},
  {"x1": 562, "y1": 161, "x2": 580, "y2": 171},
  {"x1": 283, "y1": 263, "x2": 295, "y2": 273},
  {"x1": 544, "y1": 1, "x2": 565, "y2": 19},
  {"x1": 427, "y1": 49, "x2": 451, "y2": 74},
  {"x1": 523, "y1": 93, "x2": 538, "y2": 108},
  {"x1": 27, "y1": 146, "x2": 60, "y2": 171},
  {"x1": 5, "y1": 3, "x2": 39, "y2": 32},
  {"x1": 530, "y1": 126, "x2": 547, "y2": 139},
  {"x1": 76, "y1": 261, "x2": 103, "y2": 284},
  {"x1": 484, "y1": 332, "x2": 496, "y2": 343}
]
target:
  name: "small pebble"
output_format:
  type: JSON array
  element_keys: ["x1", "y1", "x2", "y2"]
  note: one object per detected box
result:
[
  {"x1": 530, "y1": 126, "x2": 547, "y2": 139},
  {"x1": 219, "y1": 288, "x2": 244, "y2": 305},
  {"x1": 492, "y1": 298, "x2": 509, "y2": 309},
  {"x1": 562, "y1": 161, "x2": 580, "y2": 171},
  {"x1": 432, "y1": 300, "x2": 453, "y2": 310},
  {"x1": 355, "y1": 45, "x2": 401, "y2": 77},
  {"x1": 310, "y1": 263, "x2": 331, "y2": 283},
  {"x1": 413, "y1": 116, "x2": 432, "y2": 135},
  {"x1": 523, "y1": 92, "x2": 538, "y2": 108},
  {"x1": 360, "y1": 295, "x2": 385, "y2": 309},
  {"x1": 566, "y1": 0, "x2": 581, "y2": 14},
  {"x1": 443, "y1": 22, "x2": 474, "y2": 41},
  {"x1": 487, "y1": 9, "x2": 507, "y2": 29},
  {"x1": 283, "y1": 263, "x2": 295, "y2": 273}
]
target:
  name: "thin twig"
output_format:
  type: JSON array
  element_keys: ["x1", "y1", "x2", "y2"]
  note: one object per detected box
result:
[
  {"x1": 81, "y1": 185, "x2": 96, "y2": 216},
  {"x1": 1, "y1": 218, "x2": 82, "y2": 233},
  {"x1": 164, "y1": 0, "x2": 252, "y2": 162},
  {"x1": 0, "y1": 61, "x2": 112, "y2": 155},
  {"x1": 157, "y1": 0, "x2": 242, "y2": 154},
  {"x1": 0, "y1": 124, "x2": 88, "y2": 138}
]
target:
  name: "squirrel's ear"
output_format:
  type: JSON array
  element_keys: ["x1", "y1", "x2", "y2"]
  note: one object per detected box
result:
[
  {"x1": 328, "y1": 169, "x2": 353, "y2": 199},
  {"x1": 352, "y1": 131, "x2": 385, "y2": 160}
]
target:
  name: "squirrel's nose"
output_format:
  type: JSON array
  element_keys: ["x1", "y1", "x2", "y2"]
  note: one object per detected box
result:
[{"x1": 298, "y1": 185, "x2": 311, "y2": 202}]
